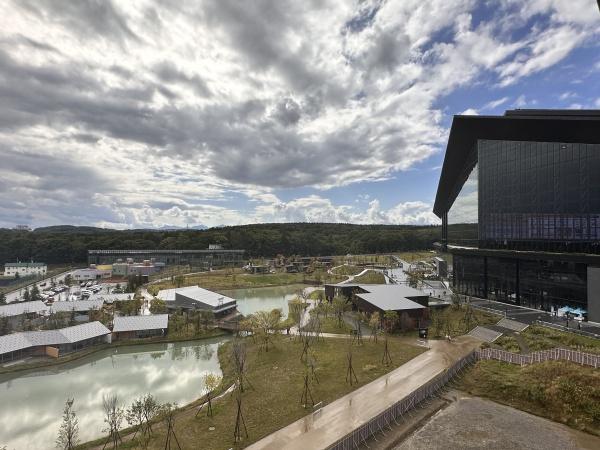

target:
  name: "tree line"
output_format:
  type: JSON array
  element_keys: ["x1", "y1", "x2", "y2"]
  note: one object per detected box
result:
[{"x1": 0, "y1": 223, "x2": 477, "y2": 265}]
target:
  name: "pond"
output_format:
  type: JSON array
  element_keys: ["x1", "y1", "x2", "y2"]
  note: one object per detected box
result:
[
  {"x1": 0, "y1": 337, "x2": 227, "y2": 450},
  {"x1": 221, "y1": 283, "x2": 311, "y2": 317}
]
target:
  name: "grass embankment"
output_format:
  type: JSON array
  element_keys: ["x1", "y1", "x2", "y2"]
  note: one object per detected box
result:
[
  {"x1": 150, "y1": 270, "x2": 345, "y2": 293},
  {"x1": 392, "y1": 251, "x2": 436, "y2": 262},
  {"x1": 430, "y1": 304, "x2": 500, "y2": 339},
  {"x1": 353, "y1": 270, "x2": 386, "y2": 284},
  {"x1": 330, "y1": 265, "x2": 363, "y2": 276},
  {"x1": 84, "y1": 336, "x2": 425, "y2": 450},
  {"x1": 494, "y1": 325, "x2": 600, "y2": 354},
  {"x1": 458, "y1": 360, "x2": 600, "y2": 436}
]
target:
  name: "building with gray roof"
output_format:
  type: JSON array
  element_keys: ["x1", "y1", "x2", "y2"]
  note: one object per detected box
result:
[
  {"x1": 112, "y1": 314, "x2": 169, "y2": 340},
  {"x1": 0, "y1": 300, "x2": 47, "y2": 317},
  {"x1": 173, "y1": 287, "x2": 237, "y2": 316},
  {"x1": 324, "y1": 283, "x2": 429, "y2": 330},
  {"x1": 50, "y1": 300, "x2": 104, "y2": 313},
  {"x1": 0, "y1": 321, "x2": 111, "y2": 363}
]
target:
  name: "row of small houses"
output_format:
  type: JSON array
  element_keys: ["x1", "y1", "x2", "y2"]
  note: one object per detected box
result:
[{"x1": 0, "y1": 314, "x2": 170, "y2": 363}]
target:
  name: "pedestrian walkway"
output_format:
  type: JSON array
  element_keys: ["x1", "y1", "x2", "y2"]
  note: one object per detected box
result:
[
  {"x1": 246, "y1": 336, "x2": 480, "y2": 450},
  {"x1": 497, "y1": 317, "x2": 529, "y2": 332}
]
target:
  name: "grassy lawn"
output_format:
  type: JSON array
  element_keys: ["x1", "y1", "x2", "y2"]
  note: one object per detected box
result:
[
  {"x1": 353, "y1": 270, "x2": 386, "y2": 284},
  {"x1": 150, "y1": 270, "x2": 345, "y2": 293},
  {"x1": 429, "y1": 304, "x2": 500, "y2": 338},
  {"x1": 458, "y1": 360, "x2": 600, "y2": 436},
  {"x1": 494, "y1": 335, "x2": 521, "y2": 353},
  {"x1": 318, "y1": 316, "x2": 353, "y2": 334},
  {"x1": 495, "y1": 325, "x2": 600, "y2": 354},
  {"x1": 393, "y1": 251, "x2": 436, "y2": 262},
  {"x1": 85, "y1": 336, "x2": 425, "y2": 450},
  {"x1": 330, "y1": 265, "x2": 363, "y2": 276}
]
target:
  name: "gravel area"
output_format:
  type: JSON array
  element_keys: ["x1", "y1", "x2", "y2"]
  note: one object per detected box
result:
[{"x1": 394, "y1": 394, "x2": 600, "y2": 450}]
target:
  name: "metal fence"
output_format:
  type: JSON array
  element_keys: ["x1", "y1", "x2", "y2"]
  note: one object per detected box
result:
[
  {"x1": 477, "y1": 347, "x2": 599, "y2": 368},
  {"x1": 326, "y1": 350, "x2": 478, "y2": 450}
]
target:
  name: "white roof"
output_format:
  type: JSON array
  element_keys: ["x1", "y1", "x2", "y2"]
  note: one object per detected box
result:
[
  {"x1": 354, "y1": 284, "x2": 427, "y2": 311},
  {"x1": 156, "y1": 285, "x2": 202, "y2": 302},
  {"x1": 51, "y1": 300, "x2": 104, "y2": 313},
  {"x1": 0, "y1": 301, "x2": 47, "y2": 317},
  {"x1": 88, "y1": 293, "x2": 134, "y2": 303},
  {"x1": 112, "y1": 314, "x2": 169, "y2": 332},
  {"x1": 0, "y1": 321, "x2": 110, "y2": 355},
  {"x1": 174, "y1": 286, "x2": 236, "y2": 307}
]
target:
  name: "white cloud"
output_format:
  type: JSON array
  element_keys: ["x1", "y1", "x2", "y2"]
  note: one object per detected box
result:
[
  {"x1": 460, "y1": 108, "x2": 479, "y2": 116},
  {"x1": 0, "y1": 0, "x2": 597, "y2": 228}
]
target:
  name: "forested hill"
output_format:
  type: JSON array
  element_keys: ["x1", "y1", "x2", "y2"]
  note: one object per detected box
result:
[{"x1": 0, "y1": 223, "x2": 477, "y2": 265}]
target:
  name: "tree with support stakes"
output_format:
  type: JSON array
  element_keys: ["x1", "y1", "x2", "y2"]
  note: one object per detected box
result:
[
  {"x1": 300, "y1": 331, "x2": 313, "y2": 363},
  {"x1": 161, "y1": 403, "x2": 182, "y2": 450},
  {"x1": 300, "y1": 371, "x2": 315, "y2": 408},
  {"x1": 381, "y1": 334, "x2": 393, "y2": 366},
  {"x1": 345, "y1": 347, "x2": 358, "y2": 386},
  {"x1": 196, "y1": 373, "x2": 222, "y2": 418},
  {"x1": 353, "y1": 318, "x2": 363, "y2": 345},
  {"x1": 233, "y1": 393, "x2": 248, "y2": 444},
  {"x1": 101, "y1": 394, "x2": 124, "y2": 450},
  {"x1": 307, "y1": 354, "x2": 319, "y2": 384},
  {"x1": 231, "y1": 338, "x2": 253, "y2": 393},
  {"x1": 56, "y1": 398, "x2": 79, "y2": 450},
  {"x1": 369, "y1": 311, "x2": 381, "y2": 342}
]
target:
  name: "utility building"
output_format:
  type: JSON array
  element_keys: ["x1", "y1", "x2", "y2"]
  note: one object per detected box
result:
[{"x1": 433, "y1": 109, "x2": 600, "y2": 321}]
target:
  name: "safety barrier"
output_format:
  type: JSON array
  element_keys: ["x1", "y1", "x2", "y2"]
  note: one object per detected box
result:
[{"x1": 477, "y1": 347, "x2": 599, "y2": 368}]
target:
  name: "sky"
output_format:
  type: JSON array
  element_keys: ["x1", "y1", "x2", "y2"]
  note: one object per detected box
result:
[{"x1": 0, "y1": 0, "x2": 598, "y2": 230}]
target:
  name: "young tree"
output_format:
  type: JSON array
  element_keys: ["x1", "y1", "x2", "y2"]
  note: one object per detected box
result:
[
  {"x1": 369, "y1": 312, "x2": 381, "y2": 342},
  {"x1": 56, "y1": 398, "x2": 79, "y2": 450},
  {"x1": 231, "y1": 339, "x2": 251, "y2": 392},
  {"x1": 102, "y1": 394, "x2": 124, "y2": 450},
  {"x1": 197, "y1": 373, "x2": 222, "y2": 417},
  {"x1": 23, "y1": 287, "x2": 31, "y2": 302},
  {"x1": 125, "y1": 397, "x2": 145, "y2": 440},
  {"x1": 383, "y1": 310, "x2": 399, "y2": 332},
  {"x1": 0, "y1": 292, "x2": 6, "y2": 305},
  {"x1": 141, "y1": 394, "x2": 161, "y2": 436},
  {"x1": 150, "y1": 298, "x2": 168, "y2": 314},
  {"x1": 174, "y1": 275, "x2": 185, "y2": 288},
  {"x1": 160, "y1": 403, "x2": 182, "y2": 450},
  {"x1": 332, "y1": 296, "x2": 350, "y2": 326},
  {"x1": 253, "y1": 309, "x2": 283, "y2": 352}
]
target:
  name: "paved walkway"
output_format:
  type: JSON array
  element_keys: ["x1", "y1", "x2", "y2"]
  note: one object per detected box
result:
[{"x1": 246, "y1": 335, "x2": 481, "y2": 450}]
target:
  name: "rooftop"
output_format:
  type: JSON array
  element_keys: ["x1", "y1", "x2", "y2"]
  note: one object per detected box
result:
[
  {"x1": 51, "y1": 300, "x2": 104, "y2": 313},
  {"x1": 0, "y1": 300, "x2": 47, "y2": 317},
  {"x1": 0, "y1": 321, "x2": 111, "y2": 355},
  {"x1": 112, "y1": 314, "x2": 169, "y2": 332},
  {"x1": 175, "y1": 286, "x2": 236, "y2": 307},
  {"x1": 156, "y1": 285, "x2": 201, "y2": 302},
  {"x1": 353, "y1": 284, "x2": 427, "y2": 311},
  {"x1": 88, "y1": 293, "x2": 135, "y2": 303},
  {"x1": 433, "y1": 109, "x2": 600, "y2": 216}
]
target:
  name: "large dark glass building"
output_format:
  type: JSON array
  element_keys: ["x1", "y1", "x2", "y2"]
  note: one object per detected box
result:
[{"x1": 433, "y1": 109, "x2": 600, "y2": 322}]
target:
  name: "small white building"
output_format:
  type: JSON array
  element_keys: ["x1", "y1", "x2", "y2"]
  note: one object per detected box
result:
[
  {"x1": 72, "y1": 268, "x2": 112, "y2": 281},
  {"x1": 3, "y1": 262, "x2": 47, "y2": 278}
]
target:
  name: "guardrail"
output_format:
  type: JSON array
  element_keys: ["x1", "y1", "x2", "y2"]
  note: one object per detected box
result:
[
  {"x1": 535, "y1": 320, "x2": 600, "y2": 340},
  {"x1": 326, "y1": 350, "x2": 478, "y2": 450},
  {"x1": 478, "y1": 347, "x2": 599, "y2": 368}
]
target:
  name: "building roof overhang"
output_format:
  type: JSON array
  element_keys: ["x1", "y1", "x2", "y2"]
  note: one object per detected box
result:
[{"x1": 433, "y1": 110, "x2": 600, "y2": 217}]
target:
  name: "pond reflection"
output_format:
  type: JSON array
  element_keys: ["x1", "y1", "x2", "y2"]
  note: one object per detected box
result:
[{"x1": 0, "y1": 337, "x2": 227, "y2": 450}]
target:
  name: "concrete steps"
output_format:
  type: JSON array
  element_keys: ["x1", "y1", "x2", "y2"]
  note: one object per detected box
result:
[{"x1": 469, "y1": 326, "x2": 503, "y2": 343}]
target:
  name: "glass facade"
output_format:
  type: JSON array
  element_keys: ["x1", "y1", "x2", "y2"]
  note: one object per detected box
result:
[
  {"x1": 453, "y1": 254, "x2": 588, "y2": 312},
  {"x1": 478, "y1": 140, "x2": 600, "y2": 252}
]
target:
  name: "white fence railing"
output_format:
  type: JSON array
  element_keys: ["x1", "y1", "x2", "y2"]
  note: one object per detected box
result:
[{"x1": 477, "y1": 347, "x2": 599, "y2": 368}]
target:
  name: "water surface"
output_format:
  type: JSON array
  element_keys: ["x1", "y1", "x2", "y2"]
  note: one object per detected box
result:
[{"x1": 0, "y1": 338, "x2": 226, "y2": 450}]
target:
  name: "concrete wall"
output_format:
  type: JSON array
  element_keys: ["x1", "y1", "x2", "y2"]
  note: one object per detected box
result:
[{"x1": 587, "y1": 267, "x2": 600, "y2": 323}]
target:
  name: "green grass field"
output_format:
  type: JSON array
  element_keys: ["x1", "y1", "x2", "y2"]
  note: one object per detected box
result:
[
  {"x1": 330, "y1": 265, "x2": 362, "y2": 276},
  {"x1": 458, "y1": 360, "x2": 600, "y2": 436},
  {"x1": 353, "y1": 270, "x2": 386, "y2": 284},
  {"x1": 81, "y1": 336, "x2": 425, "y2": 449},
  {"x1": 150, "y1": 270, "x2": 345, "y2": 293},
  {"x1": 494, "y1": 325, "x2": 600, "y2": 354}
]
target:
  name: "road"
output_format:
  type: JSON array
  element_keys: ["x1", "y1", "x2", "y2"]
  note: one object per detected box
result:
[{"x1": 246, "y1": 335, "x2": 480, "y2": 450}]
